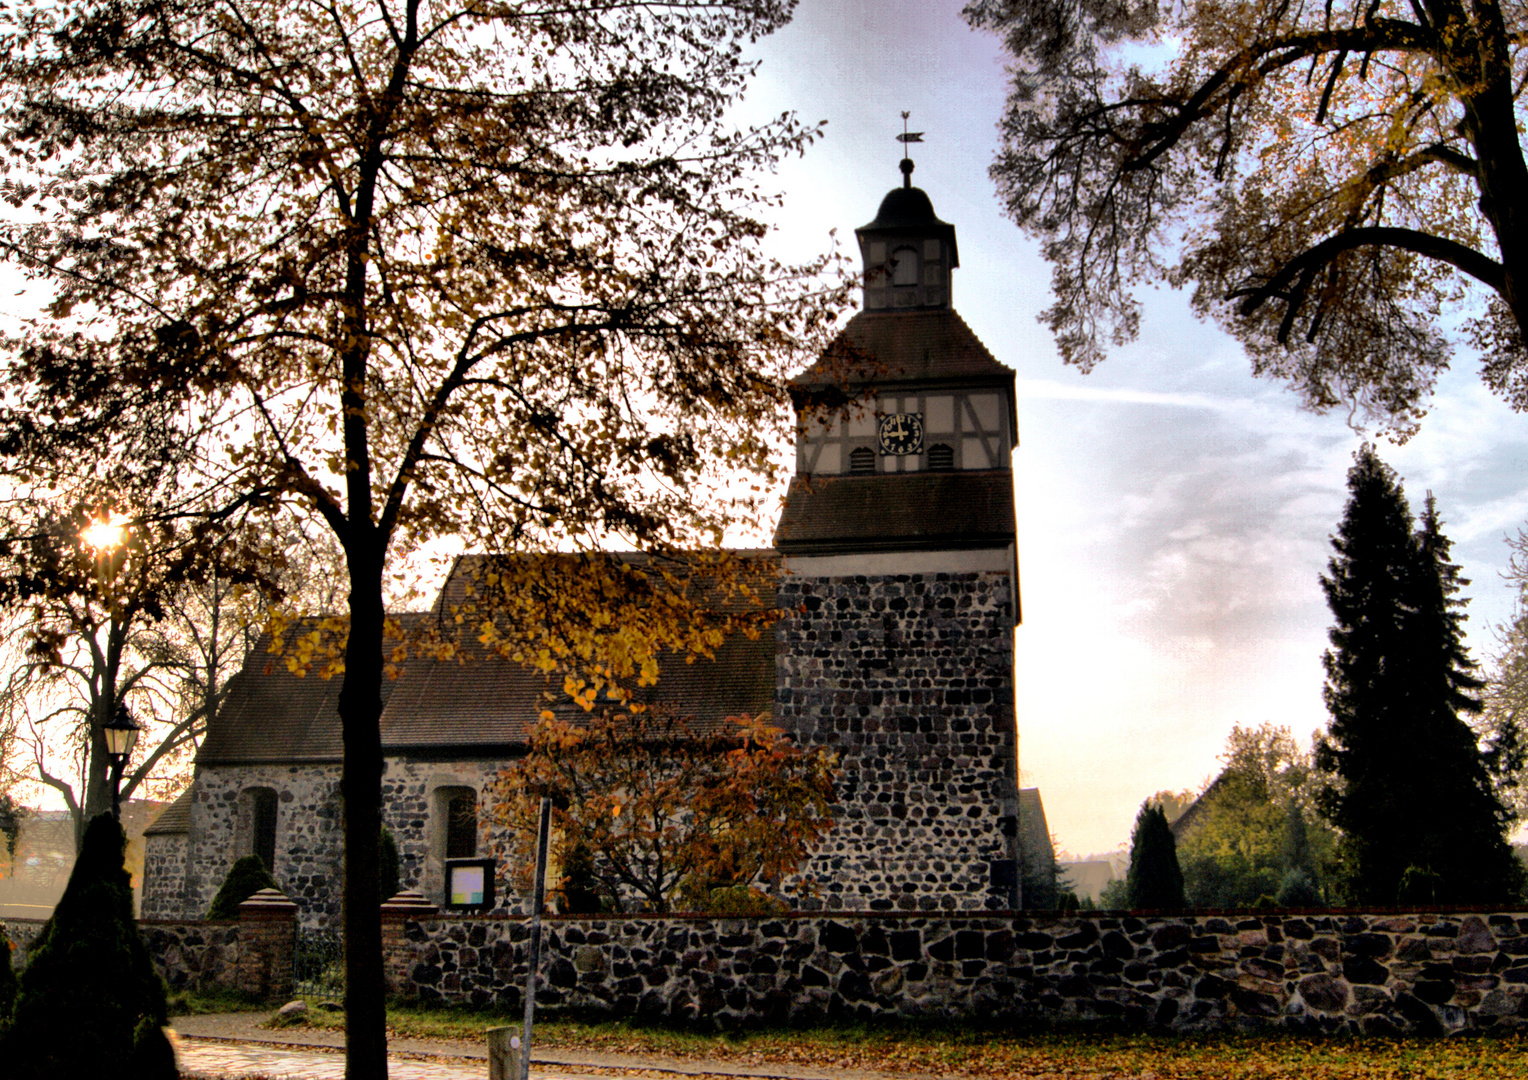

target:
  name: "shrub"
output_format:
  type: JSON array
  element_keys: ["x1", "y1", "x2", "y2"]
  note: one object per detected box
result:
[
  {"x1": 1097, "y1": 878, "x2": 1130, "y2": 909},
  {"x1": 1397, "y1": 864, "x2": 1444, "y2": 905},
  {"x1": 2, "y1": 813, "x2": 174, "y2": 1079},
  {"x1": 379, "y1": 825, "x2": 400, "y2": 902},
  {"x1": 698, "y1": 886, "x2": 789, "y2": 916},
  {"x1": 1275, "y1": 868, "x2": 1324, "y2": 908},
  {"x1": 0, "y1": 925, "x2": 17, "y2": 1028},
  {"x1": 558, "y1": 842, "x2": 603, "y2": 914},
  {"x1": 207, "y1": 855, "x2": 278, "y2": 920}
]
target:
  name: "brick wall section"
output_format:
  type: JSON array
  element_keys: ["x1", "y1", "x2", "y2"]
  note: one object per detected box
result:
[
  {"x1": 235, "y1": 890, "x2": 298, "y2": 1001},
  {"x1": 381, "y1": 891, "x2": 441, "y2": 995},
  {"x1": 139, "y1": 920, "x2": 241, "y2": 992},
  {"x1": 775, "y1": 572, "x2": 1020, "y2": 911},
  {"x1": 375, "y1": 909, "x2": 1528, "y2": 1034}
]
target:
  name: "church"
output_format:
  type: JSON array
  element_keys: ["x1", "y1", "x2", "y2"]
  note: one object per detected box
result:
[{"x1": 142, "y1": 159, "x2": 1031, "y2": 925}]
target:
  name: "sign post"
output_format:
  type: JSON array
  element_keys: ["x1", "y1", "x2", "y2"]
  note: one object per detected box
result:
[{"x1": 520, "y1": 796, "x2": 552, "y2": 1080}]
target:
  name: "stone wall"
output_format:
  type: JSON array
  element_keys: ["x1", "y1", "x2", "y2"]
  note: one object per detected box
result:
[
  {"x1": 146, "y1": 758, "x2": 532, "y2": 928},
  {"x1": 138, "y1": 920, "x2": 242, "y2": 992},
  {"x1": 0, "y1": 917, "x2": 44, "y2": 970},
  {"x1": 180, "y1": 764, "x2": 344, "y2": 928},
  {"x1": 383, "y1": 909, "x2": 1528, "y2": 1034},
  {"x1": 140, "y1": 832, "x2": 189, "y2": 921},
  {"x1": 775, "y1": 572, "x2": 1019, "y2": 911},
  {"x1": 379, "y1": 758, "x2": 523, "y2": 914}
]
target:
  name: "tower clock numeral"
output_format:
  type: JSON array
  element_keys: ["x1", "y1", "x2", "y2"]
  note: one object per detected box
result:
[{"x1": 877, "y1": 412, "x2": 925, "y2": 456}]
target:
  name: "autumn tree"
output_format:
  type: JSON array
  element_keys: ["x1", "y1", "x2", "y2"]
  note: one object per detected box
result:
[
  {"x1": 1176, "y1": 724, "x2": 1337, "y2": 907},
  {"x1": 1476, "y1": 529, "x2": 1528, "y2": 822},
  {"x1": 488, "y1": 710, "x2": 838, "y2": 913},
  {"x1": 966, "y1": 0, "x2": 1528, "y2": 432},
  {"x1": 0, "y1": 0, "x2": 842, "y2": 1072},
  {"x1": 1316, "y1": 447, "x2": 1521, "y2": 903}
]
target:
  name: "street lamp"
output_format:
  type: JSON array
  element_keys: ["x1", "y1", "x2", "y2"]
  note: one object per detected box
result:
[{"x1": 103, "y1": 703, "x2": 141, "y2": 820}]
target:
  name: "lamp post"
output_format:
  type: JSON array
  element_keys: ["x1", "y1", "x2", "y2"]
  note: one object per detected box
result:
[{"x1": 103, "y1": 703, "x2": 141, "y2": 820}]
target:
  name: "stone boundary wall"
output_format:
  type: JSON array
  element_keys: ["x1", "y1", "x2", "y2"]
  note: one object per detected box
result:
[
  {"x1": 139, "y1": 920, "x2": 242, "y2": 992},
  {"x1": 385, "y1": 908, "x2": 1528, "y2": 1034},
  {"x1": 0, "y1": 918, "x2": 45, "y2": 970}
]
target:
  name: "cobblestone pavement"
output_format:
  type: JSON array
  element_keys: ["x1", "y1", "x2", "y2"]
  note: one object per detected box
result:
[
  {"x1": 168, "y1": 1015, "x2": 902, "y2": 1080},
  {"x1": 176, "y1": 1037, "x2": 753, "y2": 1080}
]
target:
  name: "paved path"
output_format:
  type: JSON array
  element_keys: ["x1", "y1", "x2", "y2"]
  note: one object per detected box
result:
[{"x1": 170, "y1": 1014, "x2": 904, "y2": 1080}]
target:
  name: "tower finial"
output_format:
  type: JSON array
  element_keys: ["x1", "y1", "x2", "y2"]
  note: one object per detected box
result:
[{"x1": 895, "y1": 111, "x2": 924, "y2": 190}]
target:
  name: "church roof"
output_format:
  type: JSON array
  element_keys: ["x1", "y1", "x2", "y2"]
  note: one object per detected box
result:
[
  {"x1": 143, "y1": 787, "x2": 194, "y2": 836},
  {"x1": 196, "y1": 617, "x2": 419, "y2": 765},
  {"x1": 791, "y1": 309, "x2": 1013, "y2": 393},
  {"x1": 857, "y1": 185, "x2": 959, "y2": 265},
  {"x1": 196, "y1": 554, "x2": 781, "y2": 764},
  {"x1": 773, "y1": 470, "x2": 1016, "y2": 555}
]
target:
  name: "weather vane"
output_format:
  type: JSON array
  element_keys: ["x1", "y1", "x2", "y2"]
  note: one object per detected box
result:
[{"x1": 895, "y1": 111, "x2": 923, "y2": 187}]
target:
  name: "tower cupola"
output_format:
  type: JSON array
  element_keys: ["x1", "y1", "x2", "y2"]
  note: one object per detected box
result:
[{"x1": 856, "y1": 156, "x2": 959, "y2": 311}]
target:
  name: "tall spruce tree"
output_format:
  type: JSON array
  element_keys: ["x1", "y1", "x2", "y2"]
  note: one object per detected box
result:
[
  {"x1": 1316, "y1": 447, "x2": 1522, "y2": 904},
  {"x1": 1126, "y1": 803, "x2": 1185, "y2": 909}
]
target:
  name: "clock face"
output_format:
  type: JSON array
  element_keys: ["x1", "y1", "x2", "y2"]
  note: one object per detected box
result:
[{"x1": 877, "y1": 412, "x2": 925, "y2": 456}]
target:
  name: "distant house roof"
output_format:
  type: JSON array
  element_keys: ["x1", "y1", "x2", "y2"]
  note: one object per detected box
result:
[
  {"x1": 774, "y1": 471, "x2": 1016, "y2": 555},
  {"x1": 1169, "y1": 772, "x2": 1229, "y2": 842},
  {"x1": 791, "y1": 310, "x2": 1013, "y2": 392},
  {"x1": 196, "y1": 552, "x2": 782, "y2": 765},
  {"x1": 1060, "y1": 859, "x2": 1117, "y2": 903},
  {"x1": 144, "y1": 788, "x2": 194, "y2": 837}
]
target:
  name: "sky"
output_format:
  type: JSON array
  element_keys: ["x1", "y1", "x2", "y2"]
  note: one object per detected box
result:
[{"x1": 737, "y1": 0, "x2": 1528, "y2": 857}]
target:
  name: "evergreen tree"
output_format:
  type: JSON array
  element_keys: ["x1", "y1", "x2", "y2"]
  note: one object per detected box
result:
[
  {"x1": 3, "y1": 813, "x2": 174, "y2": 1079},
  {"x1": 1316, "y1": 448, "x2": 1522, "y2": 904},
  {"x1": 1126, "y1": 803, "x2": 1185, "y2": 909},
  {"x1": 205, "y1": 855, "x2": 279, "y2": 920},
  {"x1": 0, "y1": 924, "x2": 17, "y2": 1027},
  {"x1": 378, "y1": 825, "x2": 401, "y2": 903}
]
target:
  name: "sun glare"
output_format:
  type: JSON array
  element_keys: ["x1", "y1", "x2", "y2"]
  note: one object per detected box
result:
[{"x1": 81, "y1": 517, "x2": 127, "y2": 553}]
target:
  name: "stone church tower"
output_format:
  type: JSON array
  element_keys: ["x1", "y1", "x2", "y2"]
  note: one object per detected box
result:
[{"x1": 774, "y1": 158, "x2": 1022, "y2": 911}]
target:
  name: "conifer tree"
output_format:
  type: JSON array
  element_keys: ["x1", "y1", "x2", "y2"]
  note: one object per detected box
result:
[
  {"x1": 3, "y1": 813, "x2": 174, "y2": 1079},
  {"x1": 1126, "y1": 803, "x2": 1184, "y2": 909},
  {"x1": 1316, "y1": 447, "x2": 1522, "y2": 904}
]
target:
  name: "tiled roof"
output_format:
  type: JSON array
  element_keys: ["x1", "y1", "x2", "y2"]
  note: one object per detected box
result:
[
  {"x1": 143, "y1": 788, "x2": 194, "y2": 836},
  {"x1": 379, "y1": 628, "x2": 776, "y2": 753},
  {"x1": 198, "y1": 554, "x2": 783, "y2": 763},
  {"x1": 774, "y1": 470, "x2": 1016, "y2": 554},
  {"x1": 792, "y1": 310, "x2": 1013, "y2": 391}
]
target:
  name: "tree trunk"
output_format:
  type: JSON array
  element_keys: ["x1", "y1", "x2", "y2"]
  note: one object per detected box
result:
[{"x1": 339, "y1": 543, "x2": 388, "y2": 1080}]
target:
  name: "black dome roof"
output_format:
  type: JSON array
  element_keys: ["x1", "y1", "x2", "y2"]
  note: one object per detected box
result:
[
  {"x1": 855, "y1": 171, "x2": 959, "y2": 267},
  {"x1": 866, "y1": 186, "x2": 942, "y2": 231}
]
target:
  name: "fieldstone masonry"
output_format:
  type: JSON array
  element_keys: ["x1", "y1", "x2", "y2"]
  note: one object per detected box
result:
[
  {"x1": 159, "y1": 763, "x2": 344, "y2": 927},
  {"x1": 378, "y1": 909, "x2": 1528, "y2": 1034},
  {"x1": 137, "y1": 920, "x2": 242, "y2": 992},
  {"x1": 775, "y1": 572, "x2": 1019, "y2": 911}
]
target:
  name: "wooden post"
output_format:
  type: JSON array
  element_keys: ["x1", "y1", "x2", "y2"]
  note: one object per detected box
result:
[
  {"x1": 486, "y1": 1026, "x2": 520, "y2": 1080},
  {"x1": 519, "y1": 797, "x2": 551, "y2": 1080}
]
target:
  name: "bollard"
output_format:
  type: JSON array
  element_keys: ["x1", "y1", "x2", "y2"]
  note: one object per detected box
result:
[{"x1": 487, "y1": 1026, "x2": 521, "y2": 1080}]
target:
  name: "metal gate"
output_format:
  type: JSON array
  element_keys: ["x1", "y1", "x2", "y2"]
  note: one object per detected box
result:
[{"x1": 293, "y1": 928, "x2": 344, "y2": 997}]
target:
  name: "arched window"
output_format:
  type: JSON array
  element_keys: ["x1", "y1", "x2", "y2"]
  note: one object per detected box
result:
[
  {"x1": 891, "y1": 246, "x2": 919, "y2": 287},
  {"x1": 927, "y1": 443, "x2": 955, "y2": 471},
  {"x1": 849, "y1": 447, "x2": 876, "y2": 474},
  {"x1": 433, "y1": 785, "x2": 478, "y2": 861},
  {"x1": 239, "y1": 786, "x2": 278, "y2": 871}
]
